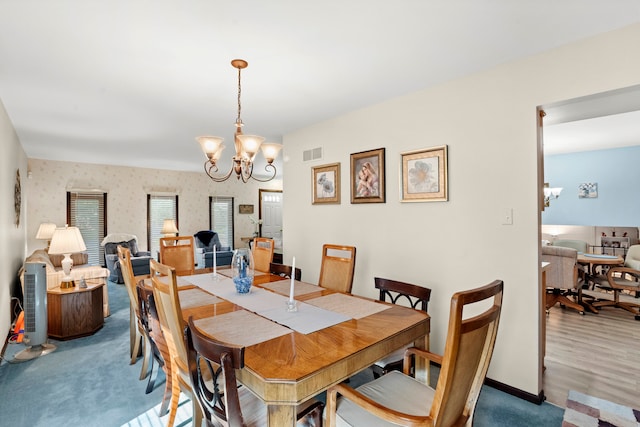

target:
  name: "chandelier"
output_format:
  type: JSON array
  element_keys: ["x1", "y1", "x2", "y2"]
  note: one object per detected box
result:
[{"x1": 197, "y1": 59, "x2": 282, "y2": 182}]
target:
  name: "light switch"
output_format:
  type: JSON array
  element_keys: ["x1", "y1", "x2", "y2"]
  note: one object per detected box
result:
[{"x1": 502, "y1": 208, "x2": 513, "y2": 225}]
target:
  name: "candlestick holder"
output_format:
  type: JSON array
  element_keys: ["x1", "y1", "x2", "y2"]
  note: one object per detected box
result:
[{"x1": 285, "y1": 300, "x2": 298, "y2": 312}]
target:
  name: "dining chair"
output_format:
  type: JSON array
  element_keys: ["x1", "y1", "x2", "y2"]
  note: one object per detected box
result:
[
  {"x1": 542, "y1": 245, "x2": 585, "y2": 315},
  {"x1": 117, "y1": 246, "x2": 150, "y2": 378},
  {"x1": 137, "y1": 282, "x2": 171, "y2": 414},
  {"x1": 150, "y1": 259, "x2": 203, "y2": 427},
  {"x1": 252, "y1": 237, "x2": 275, "y2": 273},
  {"x1": 185, "y1": 317, "x2": 325, "y2": 427},
  {"x1": 318, "y1": 244, "x2": 356, "y2": 293},
  {"x1": 591, "y1": 244, "x2": 640, "y2": 320},
  {"x1": 270, "y1": 262, "x2": 302, "y2": 281},
  {"x1": 326, "y1": 280, "x2": 503, "y2": 427},
  {"x1": 371, "y1": 277, "x2": 432, "y2": 378},
  {"x1": 159, "y1": 235, "x2": 195, "y2": 276}
]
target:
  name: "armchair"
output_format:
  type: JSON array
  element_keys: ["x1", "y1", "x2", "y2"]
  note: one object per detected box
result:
[
  {"x1": 102, "y1": 234, "x2": 152, "y2": 283},
  {"x1": 592, "y1": 244, "x2": 640, "y2": 320},
  {"x1": 194, "y1": 230, "x2": 233, "y2": 267}
]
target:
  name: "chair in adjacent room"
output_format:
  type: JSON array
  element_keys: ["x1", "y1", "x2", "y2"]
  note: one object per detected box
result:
[
  {"x1": 150, "y1": 259, "x2": 202, "y2": 427},
  {"x1": 325, "y1": 280, "x2": 504, "y2": 427},
  {"x1": 251, "y1": 237, "x2": 275, "y2": 273},
  {"x1": 185, "y1": 317, "x2": 324, "y2": 427},
  {"x1": 270, "y1": 262, "x2": 302, "y2": 281},
  {"x1": 117, "y1": 246, "x2": 150, "y2": 378},
  {"x1": 552, "y1": 239, "x2": 589, "y2": 282},
  {"x1": 318, "y1": 244, "x2": 356, "y2": 293},
  {"x1": 542, "y1": 245, "x2": 585, "y2": 315},
  {"x1": 371, "y1": 277, "x2": 432, "y2": 378},
  {"x1": 159, "y1": 235, "x2": 195, "y2": 276},
  {"x1": 591, "y1": 244, "x2": 640, "y2": 320}
]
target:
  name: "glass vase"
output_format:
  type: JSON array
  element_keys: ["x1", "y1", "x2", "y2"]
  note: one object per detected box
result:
[{"x1": 231, "y1": 248, "x2": 254, "y2": 293}]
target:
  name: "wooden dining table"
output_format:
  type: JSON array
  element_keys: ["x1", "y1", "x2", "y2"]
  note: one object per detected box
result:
[{"x1": 172, "y1": 267, "x2": 431, "y2": 426}]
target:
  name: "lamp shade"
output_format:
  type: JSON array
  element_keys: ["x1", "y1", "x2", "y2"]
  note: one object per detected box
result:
[
  {"x1": 36, "y1": 222, "x2": 57, "y2": 240},
  {"x1": 48, "y1": 226, "x2": 87, "y2": 255},
  {"x1": 161, "y1": 219, "x2": 179, "y2": 234}
]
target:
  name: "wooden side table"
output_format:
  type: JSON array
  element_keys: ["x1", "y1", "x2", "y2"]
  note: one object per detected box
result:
[{"x1": 47, "y1": 281, "x2": 105, "y2": 340}]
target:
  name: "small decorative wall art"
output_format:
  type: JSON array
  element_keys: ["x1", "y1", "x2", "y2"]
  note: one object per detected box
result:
[
  {"x1": 401, "y1": 145, "x2": 448, "y2": 202},
  {"x1": 312, "y1": 162, "x2": 341, "y2": 204},
  {"x1": 239, "y1": 204, "x2": 254, "y2": 214},
  {"x1": 578, "y1": 182, "x2": 598, "y2": 199},
  {"x1": 350, "y1": 148, "x2": 385, "y2": 204}
]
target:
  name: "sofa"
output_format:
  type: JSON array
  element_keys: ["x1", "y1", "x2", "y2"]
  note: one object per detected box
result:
[
  {"x1": 20, "y1": 249, "x2": 111, "y2": 317},
  {"x1": 102, "y1": 234, "x2": 152, "y2": 283},
  {"x1": 194, "y1": 230, "x2": 233, "y2": 268}
]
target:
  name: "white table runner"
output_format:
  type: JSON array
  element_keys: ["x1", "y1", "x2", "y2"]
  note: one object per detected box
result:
[{"x1": 183, "y1": 274, "x2": 350, "y2": 334}]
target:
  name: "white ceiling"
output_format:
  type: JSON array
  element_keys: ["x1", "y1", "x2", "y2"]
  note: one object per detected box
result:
[{"x1": 1, "y1": 1, "x2": 639, "y2": 177}]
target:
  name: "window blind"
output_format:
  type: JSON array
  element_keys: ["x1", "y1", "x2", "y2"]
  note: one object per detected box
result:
[
  {"x1": 210, "y1": 196, "x2": 234, "y2": 249},
  {"x1": 67, "y1": 192, "x2": 107, "y2": 266},
  {"x1": 148, "y1": 195, "x2": 178, "y2": 256}
]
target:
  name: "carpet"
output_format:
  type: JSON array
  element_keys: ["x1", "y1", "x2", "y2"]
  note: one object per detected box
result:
[{"x1": 563, "y1": 390, "x2": 640, "y2": 427}]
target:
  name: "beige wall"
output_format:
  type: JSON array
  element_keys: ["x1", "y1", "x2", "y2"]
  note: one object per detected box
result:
[
  {"x1": 26, "y1": 159, "x2": 281, "y2": 256},
  {"x1": 283, "y1": 23, "x2": 640, "y2": 396},
  {"x1": 0, "y1": 99, "x2": 28, "y2": 342}
]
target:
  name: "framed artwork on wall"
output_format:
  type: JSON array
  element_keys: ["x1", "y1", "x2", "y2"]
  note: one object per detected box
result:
[
  {"x1": 401, "y1": 145, "x2": 448, "y2": 202},
  {"x1": 350, "y1": 148, "x2": 385, "y2": 204},
  {"x1": 312, "y1": 162, "x2": 341, "y2": 204}
]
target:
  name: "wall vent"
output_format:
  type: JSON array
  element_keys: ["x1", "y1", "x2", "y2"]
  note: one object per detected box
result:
[{"x1": 303, "y1": 147, "x2": 323, "y2": 162}]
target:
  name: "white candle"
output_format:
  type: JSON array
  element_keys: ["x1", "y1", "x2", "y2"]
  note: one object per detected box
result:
[
  {"x1": 213, "y1": 244, "x2": 217, "y2": 276},
  {"x1": 289, "y1": 256, "x2": 296, "y2": 302}
]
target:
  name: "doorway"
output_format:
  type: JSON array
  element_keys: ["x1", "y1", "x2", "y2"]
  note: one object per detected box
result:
[{"x1": 259, "y1": 189, "x2": 283, "y2": 260}]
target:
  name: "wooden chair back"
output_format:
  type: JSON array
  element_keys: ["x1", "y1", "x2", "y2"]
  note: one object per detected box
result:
[
  {"x1": 318, "y1": 244, "x2": 356, "y2": 293},
  {"x1": 117, "y1": 246, "x2": 140, "y2": 319},
  {"x1": 252, "y1": 237, "x2": 275, "y2": 273},
  {"x1": 427, "y1": 280, "x2": 503, "y2": 426},
  {"x1": 186, "y1": 316, "x2": 248, "y2": 427},
  {"x1": 270, "y1": 262, "x2": 302, "y2": 281},
  {"x1": 186, "y1": 316, "x2": 325, "y2": 427},
  {"x1": 375, "y1": 277, "x2": 431, "y2": 311},
  {"x1": 159, "y1": 235, "x2": 195, "y2": 276},
  {"x1": 150, "y1": 258, "x2": 202, "y2": 427}
]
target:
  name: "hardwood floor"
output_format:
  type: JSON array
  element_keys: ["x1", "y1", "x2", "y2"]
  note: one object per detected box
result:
[{"x1": 543, "y1": 289, "x2": 640, "y2": 409}]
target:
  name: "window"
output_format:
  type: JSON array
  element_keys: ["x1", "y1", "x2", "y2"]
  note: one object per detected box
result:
[
  {"x1": 210, "y1": 196, "x2": 234, "y2": 249},
  {"x1": 147, "y1": 195, "x2": 178, "y2": 256},
  {"x1": 67, "y1": 192, "x2": 107, "y2": 266}
]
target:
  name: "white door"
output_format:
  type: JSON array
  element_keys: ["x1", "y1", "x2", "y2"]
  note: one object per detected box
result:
[{"x1": 260, "y1": 190, "x2": 283, "y2": 250}]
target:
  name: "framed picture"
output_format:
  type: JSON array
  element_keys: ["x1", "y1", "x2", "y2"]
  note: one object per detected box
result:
[
  {"x1": 312, "y1": 163, "x2": 341, "y2": 204},
  {"x1": 578, "y1": 182, "x2": 598, "y2": 199},
  {"x1": 401, "y1": 145, "x2": 448, "y2": 202},
  {"x1": 238, "y1": 204, "x2": 254, "y2": 214},
  {"x1": 350, "y1": 148, "x2": 385, "y2": 204}
]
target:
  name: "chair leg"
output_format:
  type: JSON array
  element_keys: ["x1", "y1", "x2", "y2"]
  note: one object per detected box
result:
[
  {"x1": 164, "y1": 360, "x2": 181, "y2": 427},
  {"x1": 138, "y1": 333, "x2": 150, "y2": 380}
]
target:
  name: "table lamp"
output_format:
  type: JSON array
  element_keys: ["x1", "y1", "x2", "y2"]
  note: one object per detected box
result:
[
  {"x1": 161, "y1": 219, "x2": 179, "y2": 238},
  {"x1": 48, "y1": 226, "x2": 87, "y2": 289},
  {"x1": 35, "y1": 222, "x2": 57, "y2": 251}
]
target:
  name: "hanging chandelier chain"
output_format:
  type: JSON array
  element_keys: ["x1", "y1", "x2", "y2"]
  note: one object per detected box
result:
[{"x1": 236, "y1": 66, "x2": 243, "y2": 126}]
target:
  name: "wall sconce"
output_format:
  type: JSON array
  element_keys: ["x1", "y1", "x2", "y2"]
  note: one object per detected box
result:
[{"x1": 543, "y1": 183, "x2": 563, "y2": 207}]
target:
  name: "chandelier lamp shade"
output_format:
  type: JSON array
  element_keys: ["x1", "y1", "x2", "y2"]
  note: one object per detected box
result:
[
  {"x1": 197, "y1": 59, "x2": 282, "y2": 183},
  {"x1": 48, "y1": 225, "x2": 87, "y2": 289}
]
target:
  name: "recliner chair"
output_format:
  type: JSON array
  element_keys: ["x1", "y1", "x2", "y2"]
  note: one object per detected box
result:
[
  {"x1": 194, "y1": 230, "x2": 233, "y2": 267},
  {"x1": 102, "y1": 234, "x2": 152, "y2": 283}
]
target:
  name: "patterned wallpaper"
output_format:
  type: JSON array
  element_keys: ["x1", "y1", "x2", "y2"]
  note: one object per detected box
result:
[{"x1": 26, "y1": 158, "x2": 282, "y2": 256}]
